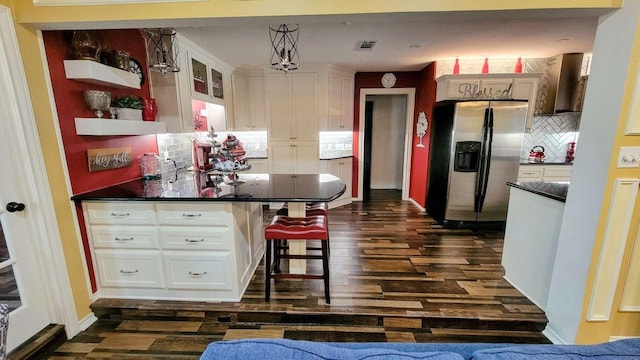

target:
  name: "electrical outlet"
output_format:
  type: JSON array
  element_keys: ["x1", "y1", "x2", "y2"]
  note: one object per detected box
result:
[{"x1": 617, "y1": 146, "x2": 640, "y2": 168}]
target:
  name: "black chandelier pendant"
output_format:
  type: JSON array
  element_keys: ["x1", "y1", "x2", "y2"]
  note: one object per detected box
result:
[
  {"x1": 269, "y1": 24, "x2": 300, "y2": 75},
  {"x1": 144, "y1": 28, "x2": 181, "y2": 76}
]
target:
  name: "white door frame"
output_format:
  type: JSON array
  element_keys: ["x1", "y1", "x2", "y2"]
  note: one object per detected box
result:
[
  {"x1": 357, "y1": 88, "x2": 416, "y2": 201},
  {"x1": 0, "y1": 5, "x2": 79, "y2": 343}
]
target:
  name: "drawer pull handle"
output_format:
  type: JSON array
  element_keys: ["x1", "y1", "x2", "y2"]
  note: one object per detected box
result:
[
  {"x1": 120, "y1": 269, "x2": 139, "y2": 275},
  {"x1": 185, "y1": 238, "x2": 205, "y2": 243},
  {"x1": 114, "y1": 237, "x2": 134, "y2": 241},
  {"x1": 522, "y1": 172, "x2": 536, "y2": 175},
  {"x1": 188, "y1": 271, "x2": 208, "y2": 277},
  {"x1": 182, "y1": 213, "x2": 202, "y2": 218},
  {"x1": 110, "y1": 213, "x2": 130, "y2": 217}
]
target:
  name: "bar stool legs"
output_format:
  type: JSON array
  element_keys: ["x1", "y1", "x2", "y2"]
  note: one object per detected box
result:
[{"x1": 264, "y1": 215, "x2": 330, "y2": 304}]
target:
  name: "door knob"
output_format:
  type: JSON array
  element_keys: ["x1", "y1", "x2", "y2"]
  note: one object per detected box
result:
[{"x1": 6, "y1": 202, "x2": 25, "y2": 212}]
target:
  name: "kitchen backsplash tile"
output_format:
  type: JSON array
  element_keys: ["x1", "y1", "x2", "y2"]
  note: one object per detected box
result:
[
  {"x1": 157, "y1": 133, "x2": 193, "y2": 172},
  {"x1": 157, "y1": 130, "x2": 268, "y2": 173},
  {"x1": 521, "y1": 113, "x2": 580, "y2": 163},
  {"x1": 319, "y1": 131, "x2": 353, "y2": 159}
]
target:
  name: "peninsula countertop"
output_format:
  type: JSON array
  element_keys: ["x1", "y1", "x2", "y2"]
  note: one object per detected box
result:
[
  {"x1": 506, "y1": 181, "x2": 569, "y2": 202},
  {"x1": 71, "y1": 170, "x2": 346, "y2": 203}
]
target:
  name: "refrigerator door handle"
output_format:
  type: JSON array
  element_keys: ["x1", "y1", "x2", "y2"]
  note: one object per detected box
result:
[
  {"x1": 474, "y1": 108, "x2": 490, "y2": 213},
  {"x1": 477, "y1": 107, "x2": 495, "y2": 213}
]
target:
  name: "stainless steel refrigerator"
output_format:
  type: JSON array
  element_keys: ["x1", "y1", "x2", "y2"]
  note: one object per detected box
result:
[{"x1": 426, "y1": 101, "x2": 527, "y2": 227}]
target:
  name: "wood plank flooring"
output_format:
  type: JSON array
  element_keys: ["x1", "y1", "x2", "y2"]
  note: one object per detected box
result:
[{"x1": 45, "y1": 190, "x2": 549, "y2": 359}]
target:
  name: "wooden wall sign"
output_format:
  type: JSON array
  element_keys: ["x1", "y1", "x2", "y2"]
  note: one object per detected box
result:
[{"x1": 87, "y1": 147, "x2": 132, "y2": 172}]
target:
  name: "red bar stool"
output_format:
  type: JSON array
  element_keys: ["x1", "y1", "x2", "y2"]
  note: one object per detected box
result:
[
  {"x1": 264, "y1": 215, "x2": 330, "y2": 304},
  {"x1": 274, "y1": 202, "x2": 329, "y2": 272}
]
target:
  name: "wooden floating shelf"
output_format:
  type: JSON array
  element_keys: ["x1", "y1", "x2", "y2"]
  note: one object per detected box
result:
[
  {"x1": 75, "y1": 118, "x2": 166, "y2": 136},
  {"x1": 64, "y1": 60, "x2": 141, "y2": 89}
]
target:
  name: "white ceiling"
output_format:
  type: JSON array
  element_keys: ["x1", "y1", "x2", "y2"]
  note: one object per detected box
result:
[{"x1": 173, "y1": 9, "x2": 605, "y2": 72}]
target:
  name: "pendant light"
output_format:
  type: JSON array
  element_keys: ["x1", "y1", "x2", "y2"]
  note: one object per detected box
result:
[
  {"x1": 143, "y1": 28, "x2": 180, "y2": 76},
  {"x1": 269, "y1": 24, "x2": 300, "y2": 75}
]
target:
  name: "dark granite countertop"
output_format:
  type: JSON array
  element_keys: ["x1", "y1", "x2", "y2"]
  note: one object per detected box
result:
[
  {"x1": 71, "y1": 170, "x2": 346, "y2": 202},
  {"x1": 319, "y1": 155, "x2": 354, "y2": 160},
  {"x1": 507, "y1": 181, "x2": 569, "y2": 202}
]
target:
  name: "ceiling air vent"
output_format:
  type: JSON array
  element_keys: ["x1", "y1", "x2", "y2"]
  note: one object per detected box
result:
[{"x1": 355, "y1": 40, "x2": 377, "y2": 51}]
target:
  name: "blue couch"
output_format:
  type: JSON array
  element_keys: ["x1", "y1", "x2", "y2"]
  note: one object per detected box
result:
[{"x1": 200, "y1": 338, "x2": 640, "y2": 359}]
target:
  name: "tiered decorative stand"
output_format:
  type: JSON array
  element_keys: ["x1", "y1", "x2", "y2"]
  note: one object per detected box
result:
[{"x1": 207, "y1": 134, "x2": 251, "y2": 198}]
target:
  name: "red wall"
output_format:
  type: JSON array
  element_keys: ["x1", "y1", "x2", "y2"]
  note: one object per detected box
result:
[
  {"x1": 409, "y1": 63, "x2": 437, "y2": 208},
  {"x1": 352, "y1": 70, "x2": 437, "y2": 207},
  {"x1": 43, "y1": 30, "x2": 158, "y2": 195}
]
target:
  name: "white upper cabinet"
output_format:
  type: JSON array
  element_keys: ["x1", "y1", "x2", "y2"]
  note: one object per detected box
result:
[
  {"x1": 231, "y1": 67, "x2": 266, "y2": 130},
  {"x1": 325, "y1": 69, "x2": 355, "y2": 131},
  {"x1": 149, "y1": 33, "x2": 232, "y2": 133},
  {"x1": 267, "y1": 71, "x2": 318, "y2": 142}
]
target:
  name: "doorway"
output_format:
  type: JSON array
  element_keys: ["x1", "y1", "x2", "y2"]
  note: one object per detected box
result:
[
  {"x1": 364, "y1": 95, "x2": 407, "y2": 196},
  {"x1": 0, "y1": 5, "x2": 74, "y2": 351},
  {"x1": 358, "y1": 88, "x2": 415, "y2": 201}
]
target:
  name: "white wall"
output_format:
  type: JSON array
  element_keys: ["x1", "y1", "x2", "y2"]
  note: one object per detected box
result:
[
  {"x1": 369, "y1": 95, "x2": 407, "y2": 189},
  {"x1": 544, "y1": 2, "x2": 640, "y2": 344}
]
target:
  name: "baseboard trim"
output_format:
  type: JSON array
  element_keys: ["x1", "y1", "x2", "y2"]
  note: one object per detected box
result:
[
  {"x1": 408, "y1": 198, "x2": 425, "y2": 212},
  {"x1": 542, "y1": 326, "x2": 567, "y2": 344},
  {"x1": 79, "y1": 312, "x2": 98, "y2": 331}
]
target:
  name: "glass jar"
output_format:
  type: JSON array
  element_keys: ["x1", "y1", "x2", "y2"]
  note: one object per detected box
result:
[{"x1": 140, "y1": 153, "x2": 161, "y2": 180}]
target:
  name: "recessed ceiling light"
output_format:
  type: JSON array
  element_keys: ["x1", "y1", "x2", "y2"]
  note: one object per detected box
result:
[{"x1": 409, "y1": 44, "x2": 421, "y2": 48}]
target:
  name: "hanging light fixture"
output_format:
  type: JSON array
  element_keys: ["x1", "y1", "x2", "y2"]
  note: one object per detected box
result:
[
  {"x1": 269, "y1": 24, "x2": 300, "y2": 75},
  {"x1": 143, "y1": 28, "x2": 180, "y2": 76}
]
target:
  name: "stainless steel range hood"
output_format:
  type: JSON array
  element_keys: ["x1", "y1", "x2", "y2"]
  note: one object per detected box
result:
[{"x1": 534, "y1": 53, "x2": 585, "y2": 115}]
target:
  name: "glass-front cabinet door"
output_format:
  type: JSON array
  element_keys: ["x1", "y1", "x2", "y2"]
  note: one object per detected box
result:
[{"x1": 191, "y1": 57, "x2": 209, "y2": 97}]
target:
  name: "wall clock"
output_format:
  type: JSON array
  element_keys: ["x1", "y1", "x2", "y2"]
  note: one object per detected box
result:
[
  {"x1": 381, "y1": 72, "x2": 397, "y2": 88},
  {"x1": 129, "y1": 58, "x2": 145, "y2": 86}
]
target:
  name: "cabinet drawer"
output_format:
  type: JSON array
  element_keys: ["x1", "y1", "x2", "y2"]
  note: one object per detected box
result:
[
  {"x1": 95, "y1": 250, "x2": 163, "y2": 288},
  {"x1": 159, "y1": 226, "x2": 232, "y2": 250},
  {"x1": 163, "y1": 252, "x2": 233, "y2": 290},
  {"x1": 156, "y1": 203, "x2": 232, "y2": 226},
  {"x1": 90, "y1": 225, "x2": 159, "y2": 249},
  {"x1": 86, "y1": 202, "x2": 156, "y2": 225},
  {"x1": 518, "y1": 167, "x2": 544, "y2": 178},
  {"x1": 543, "y1": 166, "x2": 572, "y2": 178}
]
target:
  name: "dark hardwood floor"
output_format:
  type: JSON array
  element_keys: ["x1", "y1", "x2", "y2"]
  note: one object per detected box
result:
[{"x1": 45, "y1": 190, "x2": 549, "y2": 359}]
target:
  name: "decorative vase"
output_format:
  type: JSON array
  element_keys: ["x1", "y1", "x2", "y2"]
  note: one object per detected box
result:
[
  {"x1": 482, "y1": 58, "x2": 489, "y2": 74},
  {"x1": 82, "y1": 90, "x2": 111, "y2": 118},
  {"x1": 141, "y1": 97, "x2": 158, "y2": 121},
  {"x1": 71, "y1": 30, "x2": 101, "y2": 61},
  {"x1": 112, "y1": 50, "x2": 130, "y2": 71},
  {"x1": 515, "y1": 57, "x2": 523, "y2": 73}
]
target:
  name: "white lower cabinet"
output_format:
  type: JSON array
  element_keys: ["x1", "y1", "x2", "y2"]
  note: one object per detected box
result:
[
  {"x1": 84, "y1": 201, "x2": 263, "y2": 302},
  {"x1": 517, "y1": 165, "x2": 572, "y2": 182},
  {"x1": 269, "y1": 141, "x2": 319, "y2": 174},
  {"x1": 321, "y1": 158, "x2": 352, "y2": 207},
  {"x1": 163, "y1": 251, "x2": 233, "y2": 290},
  {"x1": 94, "y1": 250, "x2": 164, "y2": 288}
]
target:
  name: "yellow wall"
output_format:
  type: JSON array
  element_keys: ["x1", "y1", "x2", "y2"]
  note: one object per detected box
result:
[
  {"x1": 576, "y1": 21, "x2": 640, "y2": 343},
  {"x1": 6, "y1": 0, "x2": 629, "y2": 336},
  {"x1": 4, "y1": 1, "x2": 93, "y2": 320}
]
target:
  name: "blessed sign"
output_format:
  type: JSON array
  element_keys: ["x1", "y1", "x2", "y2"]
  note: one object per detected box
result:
[
  {"x1": 456, "y1": 82, "x2": 513, "y2": 100},
  {"x1": 87, "y1": 147, "x2": 132, "y2": 172}
]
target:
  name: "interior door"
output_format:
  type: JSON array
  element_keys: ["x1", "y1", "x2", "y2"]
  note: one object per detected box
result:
[{"x1": 0, "y1": 7, "x2": 53, "y2": 350}]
